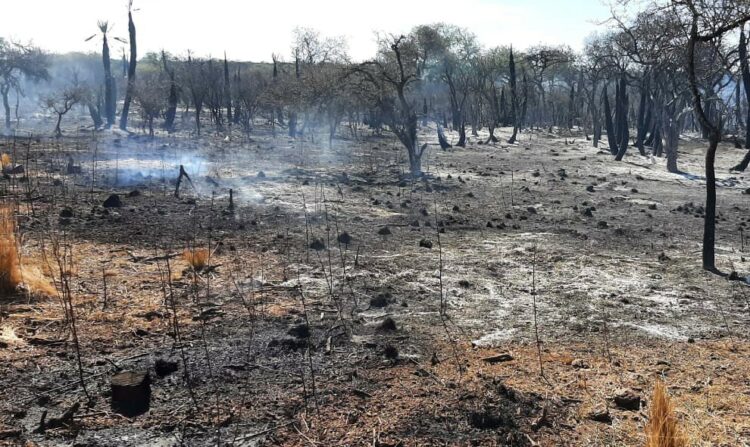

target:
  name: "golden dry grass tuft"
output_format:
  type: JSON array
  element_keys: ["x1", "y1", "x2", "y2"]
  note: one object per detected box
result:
[
  {"x1": 183, "y1": 247, "x2": 209, "y2": 270},
  {"x1": 21, "y1": 264, "x2": 57, "y2": 297},
  {"x1": 0, "y1": 207, "x2": 21, "y2": 294},
  {"x1": 0, "y1": 153, "x2": 11, "y2": 168},
  {"x1": 0, "y1": 207, "x2": 55, "y2": 297},
  {"x1": 645, "y1": 380, "x2": 687, "y2": 447}
]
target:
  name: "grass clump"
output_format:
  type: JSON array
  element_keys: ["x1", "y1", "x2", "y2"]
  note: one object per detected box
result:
[
  {"x1": 645, "y1": 380, "x2": 687, "y2": 447},
  {"x1": 1, "y1": 153, "x2": 11, "y2": 168},
  {"x1": 183, "y1": 247, "x2": 209, "y2": 270},
  {"x1": 0, "y1": 207, "x2": 21, "y2": 295}
]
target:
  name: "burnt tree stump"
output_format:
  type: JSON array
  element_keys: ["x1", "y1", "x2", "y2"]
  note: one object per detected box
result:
[
  {"x1": 111, "y1": 371, "x2": 150, "y2": 416},
  {"x1": 174, "y1": 165, "x2": 194, "y2": 198}
]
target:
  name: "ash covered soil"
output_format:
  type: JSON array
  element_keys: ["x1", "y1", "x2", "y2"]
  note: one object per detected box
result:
[{"x1": 1, "y1": 125, "x2": 749, "y2": 446}]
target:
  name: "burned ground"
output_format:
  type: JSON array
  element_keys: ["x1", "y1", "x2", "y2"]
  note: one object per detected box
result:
[{"x1": 1, "y1": 125, "x2": 749, "y2": 446}]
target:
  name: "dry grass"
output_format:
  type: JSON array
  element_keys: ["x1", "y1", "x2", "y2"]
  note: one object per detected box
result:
[
  {"x1": 416, "y1": 339, "x2": 750, "y2": 446},
  {"x1": 0, "y1": 207, "x2": 21, "y2": 294},
  {"x1": 20, "y1": 264, "x2": 57, "y2": 297},
  {"x1": 183, "y1": 247, "x2": 209, "y2": 270},
  {"x1": 646, "y1": 380, "x2": 687, "y2": 447},
  {"x1": 0, "y1": 153, "x2": 11, "y2": 168},
  {"x1": 0, "y1": 207, "x2": 55, "y2": 297}
]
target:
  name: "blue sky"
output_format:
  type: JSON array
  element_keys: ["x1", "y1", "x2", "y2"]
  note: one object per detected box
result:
[{"x1": 0, "y1": 0, "x2": 613, "y2": 61}]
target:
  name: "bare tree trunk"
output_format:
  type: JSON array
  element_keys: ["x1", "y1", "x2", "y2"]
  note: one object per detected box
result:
[
  {"x1": 567, "y1": 83, "x2": 575, "y2": 129},
  {"x1": 223, "y1": 54, "x2": 232, "y2": 125},
  {"x1": 288, "y1": 113, "x2": 297, "y2": 137},
  {"x1": 2, "y1": 84, "x2": 11, "y2": 129},
  {"x1": 162, "y1": 52, "x2": 177, "y2": 132},
  {"x1": 731, "y1": 150, "x2": 750, "y2": 172},
  {"x1": 665, "y1": 115, "x2": 680, "y2": 173},
  {"x1": 614, "y1": 76, "x2": 630, "y2": 161},
  {"x1": 54, "y1": 113, "x2": 63, "y2": 137},
  {"x1": 456, "y1": 122, "x2": 466, "y2": 147},
  {"x1": 634, "y1": 75, "x2": 649, "y2": 152},
  {"x1": 195, "y1": 106, "x2": 202, "y2": 135},
  {"x1": 507, "y1": 48, "x2": 519, "y2": 144},
  {"x1": 687, "y1": 17, "x2": 723, "y2": 273},
  {"x1": 603, "y1": 86, "x2": 617, "y2": 155},
  {"x1": 102, "y1": 36, "x2": 115, "y2": 128},
  {"x1": 119, "y1": 11, "x2": 137, "y2": 131},
  {"x1": 738, "y1": 28, "x2": 750, "y2": 149},
  {"x1": 703, "y1": 137, "x2": 719, "y2": 270},
  {"x1": 88, "y1": 103, "x2": 102, "y2": 129},
  {"x1": 437, "y1": 125, "x2": 452, "y2": 149}
]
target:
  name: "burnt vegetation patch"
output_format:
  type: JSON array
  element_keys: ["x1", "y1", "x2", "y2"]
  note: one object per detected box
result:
[{"x1": 0, "y1": 2, "x2": 749, "y2": 446}]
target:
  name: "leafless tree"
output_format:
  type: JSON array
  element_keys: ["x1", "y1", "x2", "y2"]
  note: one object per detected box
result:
[
  {"x1": 44, "y1": 76, "x2": 85, "y2": 137},
  {"x1": 0, "y1": 38, "x2": 49, "y2": 129}
]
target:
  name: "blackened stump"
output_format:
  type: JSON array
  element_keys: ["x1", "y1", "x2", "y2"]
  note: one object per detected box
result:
[
  {"x1": 111, "y1": 370, "x2": 150, "y2": 416},
  {"x1": 103, "y1": 194, "x2": 122, "y2": 208}
]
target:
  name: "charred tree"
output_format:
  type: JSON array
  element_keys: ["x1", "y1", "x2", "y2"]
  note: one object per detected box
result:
[
  {"x1": 437, "y1": 124, "x2": 452, "y2": 149},
  {"x1": 684, "y1": 10, "x2": 750, "y2": 273},
  {"x1": 507, "y1": 47, "x2": 519, "y2": 144},
  {"x1": 614, "y1": 75, "x2": 630, "y2": 161},
  {"x1": 499, "y1": 87, "x2": 508, "y2": 126},
  {"x1": 590, "y1": 79, "x2": 601, "y2": 148},
  {"x1": 1, "y1": 84, "x2": 11, "y2": 129},
  {"x1": 567, "y1": 83, "x2": 575, "y2": 129},
  {"x1": 603, "y1": 85, "x2": 618, "y2": 155},
  {"x1": 119, "y1": 7, "x2": 137, "y2": 131},
  {"x1": 162, "y1": 52, "x2": 177, "y2": 132},
  {"x1": 732, "y1": 27, "x2": 750, "y2": 170},
  {"x1": 99, "y1": 23, "x2": 116, "y2": 128},
  {"x1": 223, "y1": 53, "x2": 232, "y2": 124},
  {"x1": 634, "y1": 74, "x2": 650, "y2": 154},
  {"x1": 664, "y1": 100, "x2": 681, "y2": 173},
  {"x1": 358, "y1": 36, "x2": 425, "y2": 176},
  {"x1": 520, "y1": 72, "x2": 529, "y2": 129},
  {"x1": 288, "y1": 53, "x2": 300, "y2": 138},
  {"x1": 233, "y1": 67, "x2": 242, "y2": 125}
]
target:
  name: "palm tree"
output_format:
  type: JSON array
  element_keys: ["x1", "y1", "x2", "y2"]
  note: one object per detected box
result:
[
  {"x1": 119, "y1": 1, "x2": 137, "y2": 131},
  {"x1": 86, "y1": 21, "x2": 117, "y2": 128}
]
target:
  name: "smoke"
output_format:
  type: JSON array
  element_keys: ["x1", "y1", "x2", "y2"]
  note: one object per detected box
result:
[{"x1": 79, "y1": 142, "x2": 269, "y2": 205}]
